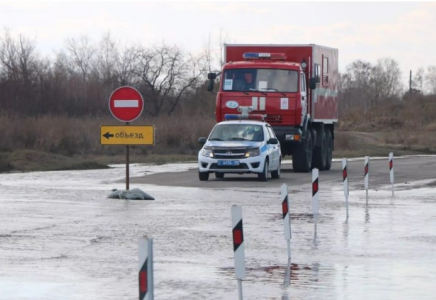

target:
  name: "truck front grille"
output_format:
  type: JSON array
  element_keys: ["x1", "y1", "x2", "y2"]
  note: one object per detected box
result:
[{"x1": 265, "y1": 115, "x2": 282, "y2": 124}]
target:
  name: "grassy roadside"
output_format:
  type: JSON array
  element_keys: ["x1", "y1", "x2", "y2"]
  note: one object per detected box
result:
[
  {"x1": 1, "y1": 131, "x2": 434, "y2": 173},
  {"x1": 1, "y1": 96, "x2": 435, "y2": 173},
  {"x1": 0, "y1": 150, "x2": 198, "y2": 173}
]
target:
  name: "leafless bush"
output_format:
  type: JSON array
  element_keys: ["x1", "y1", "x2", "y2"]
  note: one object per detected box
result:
[{"x1": 0, "y1": 112, "x2": 215, "y2": 156}]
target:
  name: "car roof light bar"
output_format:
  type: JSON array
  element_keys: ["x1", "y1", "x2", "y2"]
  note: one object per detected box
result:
[{"x1": 224, "y1": 114, "x2": 265, "y2": 121}]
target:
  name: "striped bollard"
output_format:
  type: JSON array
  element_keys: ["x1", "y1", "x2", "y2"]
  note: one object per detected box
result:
[
  {"x1": 364, "y1": 156, "x2": 370, "y2": 205},
  {"x1": 281, "y1": 184, "x2": 291, "y2": 258},
  {"x1": 342, "y1": 158, "x2": 349, "y2": 219},
  {"x1": 231, "y1": 205, "x2": 246, "y2": 300},
  {"x1": 389, "y1": 152, "x2": 395, "y2": 196},
  {"x1": 281, "y1": 184, "x2": 291, "y2": 286},
  {"x1": 312, "y1": 168, "x2": 319, "y2": 238},
  {"x1": 138, "y1": 237, "x2": 154, "y2": 300}
]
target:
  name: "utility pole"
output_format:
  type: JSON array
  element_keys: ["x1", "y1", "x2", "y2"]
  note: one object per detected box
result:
[{"x1": 409, "y1": 70, "x2": 412, "y2": 94}]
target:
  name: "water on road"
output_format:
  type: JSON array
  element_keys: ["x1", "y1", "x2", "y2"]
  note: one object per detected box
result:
[{"x1": 0, "y1": 157, "x2": 435, "y2": 299}]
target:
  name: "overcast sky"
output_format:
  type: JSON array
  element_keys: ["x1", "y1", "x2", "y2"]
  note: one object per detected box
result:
[{"x1": 1, "y1": 1, "x2": 436, "y2": 87}]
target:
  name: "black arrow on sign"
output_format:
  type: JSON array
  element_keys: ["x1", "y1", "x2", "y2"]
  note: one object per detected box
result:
[{"x1": 103, "y1": 132, "x2": 114, "y2": 139}]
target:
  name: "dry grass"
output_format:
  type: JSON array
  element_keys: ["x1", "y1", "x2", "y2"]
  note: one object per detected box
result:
[
  {"x1": 338, "y1": 95, "x2": 436, "y2": 132},
  {"x1": 0, "y1": 112, "x2": 214, "y2": 172},
  {"x1": 1, "y1": 96, "x2": 435, "y2": 172},
  {"x1": 337, "y1": 95, "x2": 436, "y2": 154},
  {"x1": 0, "y1": 113, "x2": 215, "y2": 156}
]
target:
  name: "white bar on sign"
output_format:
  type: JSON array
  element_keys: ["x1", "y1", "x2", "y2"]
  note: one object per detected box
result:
[{"x1": 114, "y1": 100, "x2": 139, "y2": 108}]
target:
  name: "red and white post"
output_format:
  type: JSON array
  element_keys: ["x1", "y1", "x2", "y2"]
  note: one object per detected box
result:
[
  {"x1": 312, "y1": 168, "x2": 319, "y2": 238},
  {"x1": 342, "y1": 158, "x2": 349, "y2": 219},
  {"x1": 231, "y1": 205, "x2": 246, "y2": 300},
  {"x1": 389, "y1": 152, "x2": 395, "y2": 196},
  {"x1": 364, "y1": 156, "x2": 370, "y2": 205},
  {"x1": 281, "y1": 184, "x2": 292, "y2": 286},
  {"x1": 138, "y1": 237, "x2": 154, "y2": 300},
  {"x1": 281, "y1": 183, "x2": 291, "y2": 259}
]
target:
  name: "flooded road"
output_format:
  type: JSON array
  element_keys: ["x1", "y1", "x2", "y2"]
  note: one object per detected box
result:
[{"x1": 1, "y1": 156, "x2": 435, "y2": 299}]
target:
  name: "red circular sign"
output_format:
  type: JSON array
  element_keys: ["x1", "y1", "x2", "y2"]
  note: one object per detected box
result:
[{"x1": 109, "y1": 86, "x2": 144, "y2": 122}]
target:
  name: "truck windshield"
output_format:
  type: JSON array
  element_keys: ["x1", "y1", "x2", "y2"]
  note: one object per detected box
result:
[
  {"x1": 209, "y1": 124, "x2": 264, "y2": 142},
  {"x1": 222, "y1": 68, "x2": 298, "y2": 93}
]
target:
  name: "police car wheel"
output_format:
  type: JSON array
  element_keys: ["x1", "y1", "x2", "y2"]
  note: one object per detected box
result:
[
  {"x1": 199, "y1": 171, "x2": 209, "y2": 181},
  {"x1": 258, "y1": 160, "x2": 269, "y2": 181},
  {"x1": 271, "y1": 159, "x2": 281, "y2": 179}
]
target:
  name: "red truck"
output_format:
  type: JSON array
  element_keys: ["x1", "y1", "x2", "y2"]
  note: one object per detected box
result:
[{"x1": 207, "y1": 44, "x2": 338, "y2": 172}]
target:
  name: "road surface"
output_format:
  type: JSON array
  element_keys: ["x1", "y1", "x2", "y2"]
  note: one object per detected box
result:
[
  {"x1": 131, "y1": 155, "x2": 436, "y2": 189},
  {"x1": 1, "y1": 155, "x2": 435, "y2": 299}
]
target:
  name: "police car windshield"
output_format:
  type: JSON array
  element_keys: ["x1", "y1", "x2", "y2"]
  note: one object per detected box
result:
[
  {"x1": 209, "y1": 124, "x2": 264, "y2": 142},
  {"x1": 222, "y1": 68, "x2": 298, "y2": 92}
]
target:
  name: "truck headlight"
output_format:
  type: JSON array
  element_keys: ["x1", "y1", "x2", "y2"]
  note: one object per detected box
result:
[
  {"x1": 285, "y1": 134, "x2": 301, "y2": 141},
  {"x1": 245, "y1": 148, "x2": 260, "y2": 157},
  {"x1": 201, "y1": 147, "x2": 214, "y2": 157}
]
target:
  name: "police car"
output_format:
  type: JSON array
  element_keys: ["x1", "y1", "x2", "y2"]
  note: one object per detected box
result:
[{"x1": 198, "y1": 114, "x2": 281, "y2": 181}]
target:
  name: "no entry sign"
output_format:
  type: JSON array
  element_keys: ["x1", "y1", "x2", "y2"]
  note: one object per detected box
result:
[{"x1": 109, "y1": 86, "x2": 144, "y2": 122}]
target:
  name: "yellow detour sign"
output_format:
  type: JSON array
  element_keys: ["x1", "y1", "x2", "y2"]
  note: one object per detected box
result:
[{"x1": 100, "y1": 125, "x2": 155, "y2": 145}]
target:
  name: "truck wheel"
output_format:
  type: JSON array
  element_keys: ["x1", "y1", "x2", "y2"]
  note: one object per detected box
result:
[
  {"x1": 292, "y1": 130, "x2": 312, "y2": 173},
  {"x1": 199, "y1": 171, "x2": 209, "y2": 181},
  {"x1": 215, "y1": 172, "x2": 224, "y2": 179},
  {"x1": 325, "y1": 129, "x2": 333, "y2": 170},
  {"x1": 271, "y1": 159, "x2": 281, "y2": 179},
  {"x1": 312, "y1": 128, "x2": 327, "y2": 171},
  {"x1": 258, "y1": 160, "x2": 269, "y2": 181}
]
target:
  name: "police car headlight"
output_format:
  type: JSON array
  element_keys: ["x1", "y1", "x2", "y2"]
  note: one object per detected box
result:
[
  {"x1": 201, "y1": 147, "x2": 214, "y2": 157},
  {"x1": 245, "y1": 148, "x2": 260, "y2": 157}
]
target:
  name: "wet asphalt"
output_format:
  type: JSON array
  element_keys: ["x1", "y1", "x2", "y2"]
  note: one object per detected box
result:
[
  {"x1": 0, "y1": 156, "x2": 435, "y2": 299},
  {"x1": 131, "y1": 155, "x2": 436, "y2": 190}
]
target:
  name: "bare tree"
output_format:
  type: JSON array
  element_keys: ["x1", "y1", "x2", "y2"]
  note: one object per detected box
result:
[
  {"x1": 65, "y1": 35, "x2": 96, "y2": 80},
  {"x1": 135, "y1": 43, "x2": 205, "y2": 116},
  {"x1": 341, "y1": 60, "x2": 373, "y2": 112},
  {"x1": 370, "y1": 57, "x2": 403, "y2": 103},
  {"x1": 96, "y1": 33, "x2": 118, "y2": 85},
  {"x1": 425, "y1": 66, "x2": 436, "y2": 95},
  {"x1": 413, "y1": 67, "x2": 425, "y2": 92}
]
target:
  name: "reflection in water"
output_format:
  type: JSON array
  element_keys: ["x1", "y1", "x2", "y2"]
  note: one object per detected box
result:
[
  {"x1": 282, "y1": 258, "x2": 291, "y2": 299},
  {"x1": 311, "y1": 262, "x2": 320, "y2": 283},
  {"x1": 283, "y1": 258, "x2": 291, "y2": 287},
  {"x1": 342, "y1": 266, "x2": 348, "y2": 300},
  {"x1": 365, "y1": 206, "x2": 370, "y2": 223},
  {"x1": 343, "y1": 221, "x2": 349, "y2": 249}
]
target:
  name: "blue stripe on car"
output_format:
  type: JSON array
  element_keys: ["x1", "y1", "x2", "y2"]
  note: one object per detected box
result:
[{"x1": 260, "y1": 145, "x2": 268, "y2": 153}]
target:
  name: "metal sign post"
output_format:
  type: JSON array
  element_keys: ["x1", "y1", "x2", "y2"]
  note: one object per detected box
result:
[
  {"x1": 126, "y1": 122, "x2": 130, "y2": 191},
  {"x1": 104, "y1": 86, "x2": 151, "y2": 191}
]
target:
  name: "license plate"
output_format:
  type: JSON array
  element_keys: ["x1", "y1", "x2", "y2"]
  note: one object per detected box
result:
[{"x1": 218, "y1": 160, "x2": 240, "y2": 166}]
